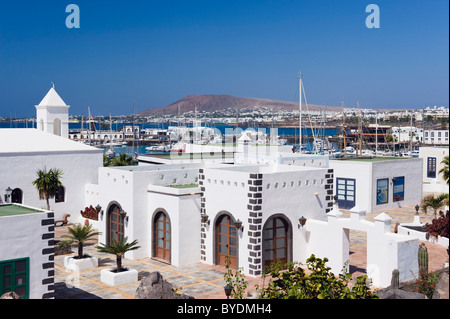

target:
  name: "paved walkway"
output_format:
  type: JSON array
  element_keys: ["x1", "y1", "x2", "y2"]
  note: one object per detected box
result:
[{"x1": 54, "y1": 204, "x2": 449, "y2": 299}]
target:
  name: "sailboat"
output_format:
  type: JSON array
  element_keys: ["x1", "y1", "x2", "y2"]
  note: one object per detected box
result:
[{"x1": 297, "y1": 74, "x2": 319, "y2": 154}]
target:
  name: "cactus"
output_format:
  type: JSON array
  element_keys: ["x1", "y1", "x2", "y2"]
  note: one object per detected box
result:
[
  {"x1": 391, "y1": 269, "x2": 400, "y2": 290},
  {"x1": 418, "y1": 243, "x2": 429, "y2": 277}
]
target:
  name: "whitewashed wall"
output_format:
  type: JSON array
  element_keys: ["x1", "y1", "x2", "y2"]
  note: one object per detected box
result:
[
  {"x1": 419, "y1": 147, "x2": 449, "y2": 193},
  {"x1": 0, "y1": 151, "x2": 102, "y2": 221},
  {"x1": 89, "y1": 164, "x2": 204, "y2": 261},
  {"x1": 305, "y1": 207, "x2": 419, "y2": 288},
  {"x1": 0, "y1": 206, "x2": 54, "y2": 299},
  {"x1": 201, "y1": 164, "x2": 331, "y2": 277},
  {"x1": 330, "y1": 158, "x2": 423, "y2": 213}
]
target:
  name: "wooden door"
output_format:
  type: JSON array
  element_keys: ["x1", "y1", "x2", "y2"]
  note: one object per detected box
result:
[
  {"x1": 109, "y1": 205, "x2": 124, "y2": 245},
  {"x1": 263, "y1": 217, "x2": 288, "y2": 267},
  {"x1": 154, "y1": 212, "x2": 171, "y2": 262},
  {"x1": 216, "y1": 215, "x2": 238, "y2": 269}
]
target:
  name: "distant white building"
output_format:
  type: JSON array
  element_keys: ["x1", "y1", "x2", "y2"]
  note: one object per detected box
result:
[{"x1": 423, "y1": 129, "x2": 449, "y2": 145}]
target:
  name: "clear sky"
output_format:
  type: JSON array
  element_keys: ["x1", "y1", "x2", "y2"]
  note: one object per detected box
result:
[{"x1": 0, "y1": 0, "x2": 448, "y2": 117}]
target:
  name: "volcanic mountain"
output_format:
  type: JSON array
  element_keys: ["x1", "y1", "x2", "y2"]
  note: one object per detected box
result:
[{"x1": 137, "y1": 94, "x2": 341, "y2": 116}]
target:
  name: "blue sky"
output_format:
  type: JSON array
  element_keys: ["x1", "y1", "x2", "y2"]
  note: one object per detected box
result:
[{"x1": 0, "y1": 0, "x2": 448, "y2": 117}]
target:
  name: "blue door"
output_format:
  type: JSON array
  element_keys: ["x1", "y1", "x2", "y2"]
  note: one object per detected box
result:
[{"x1": 336, "y1": 178, "x2": 356, "y2": 209}]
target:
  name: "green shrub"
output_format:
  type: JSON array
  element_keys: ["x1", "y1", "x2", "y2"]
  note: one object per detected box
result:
[{"x1": 255, "y1": 255, "x2": 378, "y2": 299}]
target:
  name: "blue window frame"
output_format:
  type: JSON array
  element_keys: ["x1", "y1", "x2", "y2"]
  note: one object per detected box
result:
[
  {"x1": 427, "y1": 157, "x2": 437, "y2": 178},
  {"x1": 336, "y1": 178, "x2": 356, "y2": 209},
  {"x1": 376, "y1": 178, "x2": 389, "y2": 205},
  {"x1": 392, "y1": 176, "x2": 405, "y2": 202}
]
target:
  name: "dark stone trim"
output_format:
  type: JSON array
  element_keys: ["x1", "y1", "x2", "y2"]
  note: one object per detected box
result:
[
  {"x1": 41, "y1": 219, "x2": 54, "y2": 226},
  {"x1": 42, "y1": 262, "x2": 54, "y2": 269},
  {"x1": 42, "y1": 233, "x2": 54, "y2": 240}
]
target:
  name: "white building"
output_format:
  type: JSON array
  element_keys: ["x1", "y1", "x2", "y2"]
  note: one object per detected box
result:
[
  {"x1": 0, "y1": 129, "x2": 103, "y2": 220},
  {"x1": 0, "y1": 203, "x2": 55, "y2": 299},
  {"x1": 199, "y1": 164, "x2": 334, "y2": 277},
  {"x1": 329, "y1": 157, "x2": 423, "y2": 213},
  {"x1": 423, "y1": 129, "x2": 449, "y2": 145},
  {"x1": 419, "y1": 146, "x2": 449, "y2": 193},
  {"x1": 35, "y1": 84, "x2": 70, "y2": 139}
]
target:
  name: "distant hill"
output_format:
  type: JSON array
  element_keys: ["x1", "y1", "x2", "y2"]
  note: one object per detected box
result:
[{"x1": 137, "y1": 94, "x2": 342, "y2": 116}]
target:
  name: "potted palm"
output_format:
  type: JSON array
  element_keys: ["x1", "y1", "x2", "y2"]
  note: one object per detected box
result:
[
  {"x1": 32, "y1": 168, "x2": 63, "y2": 211},
  {"x1": 60, "y1": 224, "x2": 101, "y2": 272},
  {"x1": 97, "y1": 237, "x2": 140, "y2": 286}
]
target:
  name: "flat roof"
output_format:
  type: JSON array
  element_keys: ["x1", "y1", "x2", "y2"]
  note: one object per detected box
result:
[
  {"x1": 210, "y1": 163, "x2": 324, "y2": 174},
  {"x1": 332, "y1": 157, "x2": 412, "y2": 162},
  {"x1": 0, "y1": 129, "x2": 102, "y2": 154},
  {"x1": 0, "y1": 204, "x2": 44, "y2": 217}
]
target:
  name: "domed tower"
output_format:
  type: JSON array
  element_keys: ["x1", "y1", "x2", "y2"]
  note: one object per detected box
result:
[{"x1": 35, "y1": 83, "x2": 70, "y2": 138}]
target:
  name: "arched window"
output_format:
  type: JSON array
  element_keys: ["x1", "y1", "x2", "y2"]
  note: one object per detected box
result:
[{"x1": 11, "y1": 188, "x2": 23, "y2": 204}]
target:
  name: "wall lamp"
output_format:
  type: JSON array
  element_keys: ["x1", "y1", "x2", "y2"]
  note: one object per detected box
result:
[
  {"x1": 96, "y1": 204, "x2": 104, "y2": 219},
  {"x1": 415, "y1": 204, "x2": 420, "y2": 215},
  {"x1": 298, "y1": 216, "x2": 307, "y2": 228},
  {"x1": 201, "y1": 213, "x2": 210, "y2": 225},
  {"x1": 5, "y1": 187, "x2": 13, "y2": 203},
  {"x1": 391, "y1": 177, "x2": 397, "y2": 184},
  {"x1": 120, "y1": 210, "x2": 129, "y2": 223},
  {"x1": 235, "y1": 219, "x2": 243, "y2": 231}
]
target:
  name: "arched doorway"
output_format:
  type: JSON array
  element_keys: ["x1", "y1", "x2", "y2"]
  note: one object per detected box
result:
[
  {"x1": 107, "y1": 203, "x2": 125, "y2": 245},
  {"x1": 11, "y1": 188, "x2": 23, "y2": 204},
  {"x1": 262, "y1": 215, "x2": 292, "y2": 268},
  {"x1": 153, "y1": 211, "x2": 171, "y2": 263},
  {"x1": 215, "y1": 213, "x2": 238, "y2": 269}
]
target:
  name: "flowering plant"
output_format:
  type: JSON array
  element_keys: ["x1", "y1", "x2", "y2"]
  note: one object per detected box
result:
[{"x1": 80, "y1": 205, "x2": 99, "y2": 221}]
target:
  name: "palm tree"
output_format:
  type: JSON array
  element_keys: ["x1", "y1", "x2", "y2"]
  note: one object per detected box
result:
[
  {"x1": 439, "y1": 156, "x2": 449, "y2": 185},
  {"x1": 96, "y1": 237, "x2": 140, "y2": 272},
  {"x1": 421, "y1": 193, "x2": 449, "y2": 218},
  {"x1": 106, "y1": 153, "x2": 137, "y2": 167},
  {"x1": 32, "y1": 168, "x2": 63, "y2": 210},
  {"x1": 59, "y1": 224, "x2": 101, "y2": 259}
]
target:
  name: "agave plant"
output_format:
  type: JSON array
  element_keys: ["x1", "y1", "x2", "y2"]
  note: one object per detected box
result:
[
  {"x1": 59, "y1": 224, "x2": 101, "y2": 259},
  {"x1": 96, "y1": 237, "x2": 140, "y2": 272}
]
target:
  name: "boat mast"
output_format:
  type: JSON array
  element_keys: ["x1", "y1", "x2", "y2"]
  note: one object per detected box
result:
[
  {"x1": 358, "y1": 100, "x2": 362, "y2": 156},
  {"x1": 299, "y1": 73, "x2": 302, "y2": 152},
  {"x1": 375, "y1": 115, "x2": 378, "y2": 157},
  {"x1": 109, "y1": 113, "x2": 113, "y2": 153},
  {"x1": 88, "y1": 106, "x2": 92, "y2": 145},
  {"x1": 342, "y1": 99, "x2": 347, "y2": 159}
]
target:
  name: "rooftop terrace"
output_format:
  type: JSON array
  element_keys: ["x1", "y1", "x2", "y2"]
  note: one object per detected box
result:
[{"x1": 0, "y1": 204, "x2": 45, "y2": 217}]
